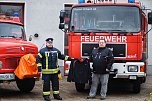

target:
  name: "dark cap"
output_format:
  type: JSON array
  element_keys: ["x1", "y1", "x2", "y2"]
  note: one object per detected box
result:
[{"x1": 45, "y1": 38, "x2": 53, "y2": 43}]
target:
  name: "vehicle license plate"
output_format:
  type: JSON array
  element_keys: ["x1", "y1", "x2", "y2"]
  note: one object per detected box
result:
[
  {"x1": 0, "y1": 74, "x2": 15, "y2": 80},
  {"x1": 129, "y1": 76, "x2": 137, "y2": 80}
]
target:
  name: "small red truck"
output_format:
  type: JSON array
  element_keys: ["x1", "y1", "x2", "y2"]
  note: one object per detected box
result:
[{"x1": 0, "y1": 2, "x2": 39, "y2": 92}]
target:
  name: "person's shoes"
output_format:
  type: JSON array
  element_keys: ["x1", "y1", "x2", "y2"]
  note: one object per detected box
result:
[
  {"x1": 53, "y1": 94, "x2": 62, "y2": 100},
  {"x1": 87, "y1": 96, "x2": 95, "y2": 99},
  {"x1": 100, "y1": 96, "x2": 106, "y2": 100},
  {"x1": 43, "y1": 96, "x2": 51, "y2": 101}
]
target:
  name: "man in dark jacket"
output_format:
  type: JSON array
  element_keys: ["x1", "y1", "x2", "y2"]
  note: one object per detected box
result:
[
  {"x1": 87, "y1": 38, "x2": 114, "y2": 100},
  {"x1": 36, "y1": 38, "x2": 72, "y2": 101}
]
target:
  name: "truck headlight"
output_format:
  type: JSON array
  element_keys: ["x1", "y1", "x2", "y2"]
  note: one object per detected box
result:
[
  {"x1": 0, "y1": 61, "x2": 2, "y2": 68},
  {"x1": 128, "y1": 65, "x2": 138, "y2": 72}
]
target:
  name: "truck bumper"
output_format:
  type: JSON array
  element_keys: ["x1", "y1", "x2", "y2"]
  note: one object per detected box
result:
[
  {"x1": 0, "y1": 72, "x2": 41, "y2": 81},
  {"x1": 111, "y1": 62, "x2": 146, "y2": 79},
  {"x1": 65, "y1": 61, "x2": 146, "y2": 79},
  {"x1": 0, "y1": 73, "x2": 15, "y2": 80}
]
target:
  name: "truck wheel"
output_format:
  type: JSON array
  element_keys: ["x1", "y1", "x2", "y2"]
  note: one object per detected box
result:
[
  {"x1": 16, "y1": 77, "x2": 35, "y2": 93},
  {"x1": 132, "y1": 80, "x2": 141, "y2": 94},
  {"x1": 75, "y1": 82, "x2": 85, "y2": 92}
]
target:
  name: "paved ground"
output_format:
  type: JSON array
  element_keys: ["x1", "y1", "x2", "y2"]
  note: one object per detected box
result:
[{"x1": 0, "y1": 76, "x2": 152, "y2": 101}]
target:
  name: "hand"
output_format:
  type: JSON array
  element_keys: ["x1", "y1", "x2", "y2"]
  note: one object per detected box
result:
[
  {"x1": 58, "y1": 71, "x2": 62, "y2": 80},
  {"x1": 106, "y1": 69, "x2": 110, "y2": 72}
]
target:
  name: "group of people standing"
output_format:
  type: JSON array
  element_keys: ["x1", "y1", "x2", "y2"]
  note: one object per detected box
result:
[{"x1": 36, "y1": 37, "x2": 114, "y2": 101}]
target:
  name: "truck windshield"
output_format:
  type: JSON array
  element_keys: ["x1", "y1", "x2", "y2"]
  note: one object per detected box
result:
[
  {"x1": 70, "y1": 6, "x2": 140, "y2": 33},
  {"x1": 0, "y1": 23, "x2": 26, "y2": 39}
]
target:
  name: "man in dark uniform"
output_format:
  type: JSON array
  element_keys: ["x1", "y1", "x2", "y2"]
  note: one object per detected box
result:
[{"x1": 36, "y1": 38, "x2": 72, "y2": 101}]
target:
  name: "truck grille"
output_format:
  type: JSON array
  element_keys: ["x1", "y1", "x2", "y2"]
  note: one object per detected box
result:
[
  {"x1": 6, "y1": 47, "x2": 20, "y2": 53},
  {"x1": 5, "y1": 57, "x2": 19, "y2": 69},
  {"x1": 81, "y1": 43, "x2": 126, "y2": 58},
  {"x1": 25, "y1": 48, "x2": 35, "y2": 54}
]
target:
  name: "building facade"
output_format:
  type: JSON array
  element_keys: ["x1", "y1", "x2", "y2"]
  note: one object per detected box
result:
[{"x1": 0, "y1": 0, "x2": 152, "y2": 74}]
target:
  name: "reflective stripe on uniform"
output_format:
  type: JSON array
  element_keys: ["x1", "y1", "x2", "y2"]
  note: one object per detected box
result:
[
  {"x1": 45, "y1": 53, "x2": 49, "y2": 70},
  {"x1": 42, "y1": 68, "x2": 59, "y2": 74},
  {"x1": 53, "y1": 91, "x2": 59, "y2": 94},
  {"x1": 56, "y1": 53, "x2": 58, "y2": 67},
  {"x1": 43, "y1": 91, "x2": 50, "y2": 95},
  {"x1": 37, "y1": 63, "x2": 42, "y2": 66},
  {"x1": 64, "y1": 56, "x2": 69, "y2": 61},
  {"x1": 38, "y1": 53, "x2": 43, "y2": 58}
]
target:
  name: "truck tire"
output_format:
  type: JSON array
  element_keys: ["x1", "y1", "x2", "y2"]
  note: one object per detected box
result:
[
  {"x1": 75, "y1": 82, "x2": 85, "y2": 92},
  {"x1": 132, "y1": 80, "x2": 141, "y2": 94},
  {"x1": 16, "y1": 77, "x2": 35, "y2": 93}
]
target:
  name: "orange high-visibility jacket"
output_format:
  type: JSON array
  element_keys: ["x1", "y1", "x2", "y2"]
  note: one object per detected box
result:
[{"x1": 14, "y1": 54, "x2": 38, "y2": 79}]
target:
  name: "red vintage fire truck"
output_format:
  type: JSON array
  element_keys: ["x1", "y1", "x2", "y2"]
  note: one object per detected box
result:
[
  {"x1": 0, "y1": 3, "x2": 39, "y2": 92},
  {"x1": 59, "y1": 0, "x2": 152, "y2": 93}
]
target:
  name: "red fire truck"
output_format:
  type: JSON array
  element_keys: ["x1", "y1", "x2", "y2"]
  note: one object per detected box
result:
[
  {"x1": 59, "y1": 0, "x2": 152, "y2": 93},
  {"x1": 0, "y1": 3, "x2": 39, "y2": 92}
]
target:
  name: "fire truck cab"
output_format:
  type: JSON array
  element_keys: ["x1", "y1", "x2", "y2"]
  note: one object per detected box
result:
[
  {"x1": 59, "y1": 0, "x2": 152, "y2": 93},
  {"x1": 0, "y1": 3, "x2": 39, "y2": 92}
]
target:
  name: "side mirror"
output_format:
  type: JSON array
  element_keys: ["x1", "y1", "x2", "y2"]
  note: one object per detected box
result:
[
  {"x1": 59, "y1": 23, "x2": 64, "y2": 29},
  {"x1": 59, "y1": 10, "x2": 65, "y2": 23},
  {"x1": 148, "y1": 12, "x2": 152, "y2": 24}
]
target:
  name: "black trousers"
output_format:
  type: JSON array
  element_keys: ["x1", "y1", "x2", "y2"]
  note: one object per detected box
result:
[{"x1": 42, "y1": 74, "x2": 59, "y2": 96}]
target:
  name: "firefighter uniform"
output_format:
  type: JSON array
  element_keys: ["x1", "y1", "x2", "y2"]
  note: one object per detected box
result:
[{"x1": 36, "y1": 38, "x2": 71, "y2": 101}]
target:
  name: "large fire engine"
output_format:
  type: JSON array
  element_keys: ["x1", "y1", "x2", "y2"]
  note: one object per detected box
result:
[
  {"x1": 59, "y1": 0, "x2": 152, "y2": 93},
  {"x1": 0, "y1": 3, "x2": 39, "y2": 92}
]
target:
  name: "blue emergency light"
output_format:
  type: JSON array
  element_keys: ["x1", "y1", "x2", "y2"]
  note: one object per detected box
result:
[
  {"x1": 79, "y1": 0, "x2": 85, "y2": 3},
  {"x1": 128, "y1": 0, "x2": 135, "y2": 3},
  {"x1": 13, "y1": 12, "x2": 19, "y2": 17}
]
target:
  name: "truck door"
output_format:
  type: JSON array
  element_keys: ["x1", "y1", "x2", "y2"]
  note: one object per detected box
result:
[{"x1": 63, "y1": 4, "x2": 72, "y2": 75}]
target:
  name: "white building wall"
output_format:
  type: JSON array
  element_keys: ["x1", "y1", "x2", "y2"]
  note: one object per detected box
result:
[{"x1": 0, "y1": 0, "x2": 152, "y2": 74}]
